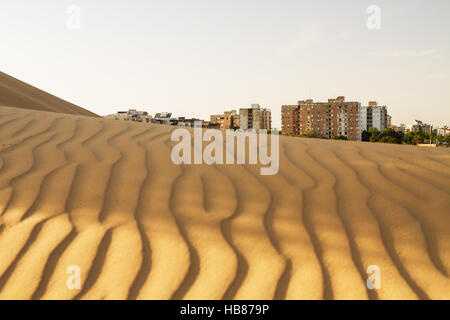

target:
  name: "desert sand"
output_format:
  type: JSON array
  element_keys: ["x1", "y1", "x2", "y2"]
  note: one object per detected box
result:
[
  {"x1": 0, "y1": 84, "x2": 450, "y2": 300},
  {"x1": 0, "y1": 71, "x2": 98, "y2": 117}
]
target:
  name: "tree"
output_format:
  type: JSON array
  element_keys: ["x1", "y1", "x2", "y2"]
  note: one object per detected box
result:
[
  {"x1": 361, "y1": 130, "x2": 370, "y2": 142},
  {"x1": 331, "y1": 135, "x2": 348, "y2": 140},
  {"x1": 299, "y1": 131, "x2": 315, "y2": 138},
  {"x1": 369, "y1": 127, "x2": 381, "y2": 142},
  {"x1": 380, "y1": 128, "x2": 402, "y2": 144},
  {"x1": 380, "y1": 136, "x2": 399, "y2": 144},
  {"x1": 403, "y1": 131, "x2": 415, "y2": 144}
]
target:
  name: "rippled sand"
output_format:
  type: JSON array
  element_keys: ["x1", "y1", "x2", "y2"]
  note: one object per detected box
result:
[{"x1": 0, "y1": 104, "x2": 449, "y2": 300}]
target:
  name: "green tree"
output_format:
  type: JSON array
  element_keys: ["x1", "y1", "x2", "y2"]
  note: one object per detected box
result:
[
  {"x1": 380, "y1": 136, "x2": 399, "y2": 144},
  {"x1": 331, "y1": 135, "x2": 348, "y2": 140},
  {"x1": 369, "y1": 127, "x2": 381, "y2": 142},
  {"x1": 403, "y1": 131, "x2": 414, "y2": 144},
  {"x1": 299, "y1": 131, "x2": 315, "y2": 138},
  {"x1": 361, "y1": 130, "x2": 370, "y2": 142},
  {"x1": 380, "y1": 128, "x2": 402, "y2": 144}
]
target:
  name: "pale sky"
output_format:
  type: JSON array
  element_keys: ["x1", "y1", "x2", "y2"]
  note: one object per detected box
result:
[{"x1": 1, "y1": 0, "x2": 449, "y2": 129}]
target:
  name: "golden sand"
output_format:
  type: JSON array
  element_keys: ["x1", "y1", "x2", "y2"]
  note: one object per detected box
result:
[
  {"x1": 0, "y1": 104, "x2": 449, "y2": 300},
  {"x1": 0, "y1": 71, "x2": 98, "y2": 117}
]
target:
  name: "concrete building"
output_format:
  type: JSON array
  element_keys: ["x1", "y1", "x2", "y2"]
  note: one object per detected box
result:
[
  {"x1": 389, "y1": 123, "x2": 407, "y2": 133},
  {"x1": 437, "y1": 127, "x2": 450, "y2": 136},
  {"x1": 359, "y1": 101, "x2": 388, "y2": 137},
  {"x1": 281, "y1": 104, "x2": 301, "y2": 135},
  {"x1": 182, "y1": 118, "x2": 218, "y2": 128},
  {"x1": 131, "y1": 110, "x2": 152, "y2": 122},
  {"x1": 411, "y1": 120, "x2": 433, "y2": 133},
  {"x1": 210, "y1": 110, "x2": 240, "y2": 130},
  {"x1": 152, "y1": 112, "x2": 173, "y2": 125},
  {"x1": 106, "y1": 109, "x2": 152, "y2": 122},
  {"x1": 260, "y1": 108, "x2": 272, "y2": 131},
  {"x1": 281, "y1": 96, "x2": 360, "y2": 140},
  {"x1": 152, "y1": 114, "x2": 212, "y2": 127},
  {"x1": 387, "y1": 114, "x2": 392, "y2": 127},
  {"x1": 239, "y1": 104, "x2": 271, "y2": 131}
]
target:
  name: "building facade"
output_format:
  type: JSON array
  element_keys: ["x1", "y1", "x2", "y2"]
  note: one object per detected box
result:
[
  {"x1": 239, "y1": 104, "x2": 271, "y2": 131},
  {"x1": 437, "y1": 127, "x2": 450, "y2": 136},
  {"x1": 410, "y1": 120, "x2": 433, "y2": 133},
  {"x1": 281, "y1": 96, "x2": 360, "y2": 140},
  {"x1": 106, "y1": 109, "x2": 152, "y2": 122},
  {"x1": 152, "y1": 112, "x2": 173, "y2": 125},
  {"x1": 281, "y1": 105, "x2": 301, "y2": 135},
  {"x1": 359, "y1": 101, "x2": 388, "y2": 136},
  {"x1": 260, "y1": 108, "x2": 272, "y2": 131},
  {"x1": 210, "y1": 110, "x2": 240, "y2": 130}
]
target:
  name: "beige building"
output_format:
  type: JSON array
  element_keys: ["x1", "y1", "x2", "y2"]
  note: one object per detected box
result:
[
  {"x1": 387, "y1": 114, "x2": 392, "y2": 127},
  {"x1": 106, "y1": 109, "x2": 152, "y2": 122},
  {"x1": 239, "y1": 104, "x2": 271, "y2": 131},
  {"x1": 210, "y1": 110, "x2": 240, "y2": 130},
  {"x1": 282, "y1": 96, "x2": 360, "y2": 140},
  {"x1": 437, "y1": 127, "x2": 450, "y2": 136},
  {"x1": 411, "y1": 120, "x2": 433, "y2": 133},
  {"x1": 360, "y1": 101, "x2": 388, "y2": 135},
  {"x1": 281, "y1": 104, "x2": 301, "y2": 135},
  {"x1": 260, "y1": 108, "x2": 272, "y2": 131}
]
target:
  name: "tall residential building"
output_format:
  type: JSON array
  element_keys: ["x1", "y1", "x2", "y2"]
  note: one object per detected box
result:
[
  {"x1": 210, "y1": 110, "x2": 240, "y2": 130},
  {"x1": 281, "y1": 96, "x2": 360, "y2": 140},
  {"x1": 410, "y1": 120, "x2": 433, "y2": 133},
  {"x1": 239, "y1": 104, "x2": 271, "y2": 131},
  {"x1": 281, "y1": 104, "x2": 301, "y2": 135},
  {"x1": 359, "y1": 101, "x2": 388, "y2": 136},
  {"x1": 387, "y1": 114, "x2": 392, "y2": 127},
  {"x1": 261, "y1": 108, "x2": 272, "y2": 130}
]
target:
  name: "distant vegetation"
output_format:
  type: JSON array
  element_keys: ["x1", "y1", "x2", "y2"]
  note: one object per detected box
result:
[
  {"x1": 403, "y1": 130, "x2": 450, "y2": 145},
  {"x1": 362, "y1": 127, "x2": 450, "y2": 145},
  {"x1": 331, "y1": 135, "x2": 348, "y2": 140},
  {"x1": 281, "y1": 128, "x2": 450, "y2": 145},
  {"x1": 363, "y1": 128, "x2": 403, "y2": 144}
]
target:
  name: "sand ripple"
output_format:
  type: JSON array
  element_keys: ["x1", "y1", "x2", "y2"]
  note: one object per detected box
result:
[{"x1": 0, "y1": 106, "x2": 449, "y2": 300}]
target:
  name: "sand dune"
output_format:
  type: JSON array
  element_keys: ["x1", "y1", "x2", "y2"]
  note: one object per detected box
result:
[
  {"x1": 0, "y1": 72, "x2": 98, "y2": 117},
  {"x1": 0, "y1": 105, "x2": 449, "y2": 300}
]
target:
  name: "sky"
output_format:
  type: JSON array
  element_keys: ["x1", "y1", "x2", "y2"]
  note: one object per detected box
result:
[{"x1": 1, "y1": 0, "x2": 449, "y2": 129}]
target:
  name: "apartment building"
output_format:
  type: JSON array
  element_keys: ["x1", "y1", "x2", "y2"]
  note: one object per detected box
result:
[
  {"x1": 359, "y1": 101, "x2": 388, "y2": 135},
  {"x1": 260, "y1": 108, "x2": 272, "y2": 130},
  {"x1": 281, "y1": 96, "x2": 360, "y2": 140},
  {"x1": 105, "y1": 109, "x2": 152, "y2": 122},
  {"x1": 153, "y1": 114, "x2": 214, "y2": 128},
  {"x1": 152, "y1": 112, "x2": 173, "y2": 125},
  {"x1": 437, "y1": 127, "x2": 450, "y2": 136},
  {"x1": 239, "y1": 104, "x2": 271, "y2": 131},
  {"x1": 281, "y1": 105, "x2": 301, "y2": 135},
  {"x1": 210, "y1": 110, "x2": 240, "y2": 130},
  {"x1": 410, "y1": 120, "x2": 433, "y2": 133}
]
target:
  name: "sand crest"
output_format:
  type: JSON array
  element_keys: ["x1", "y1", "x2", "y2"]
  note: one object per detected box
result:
[{"x1": 0, "y1": 72, "x2": 98, "y2": 117}]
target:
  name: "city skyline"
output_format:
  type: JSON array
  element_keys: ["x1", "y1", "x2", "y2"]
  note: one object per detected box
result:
[{"x1": 1, "y1": 0, "x2": 449, "y2": 129}]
